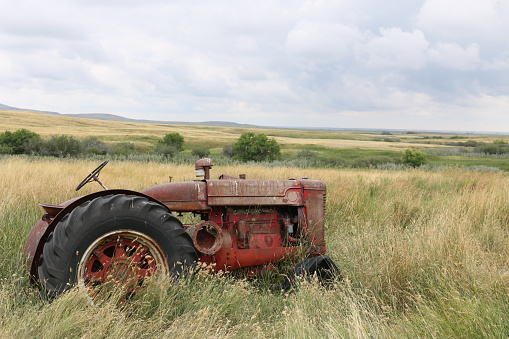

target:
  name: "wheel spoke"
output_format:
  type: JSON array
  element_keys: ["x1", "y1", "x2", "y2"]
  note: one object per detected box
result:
[
  {"x1": 136, "y1": 268, "x2": 153, "y2": 280},
  {"x1": 84, "y1": 270, "x2": 104, "y2": 283},
  {"x1": 113, "y1": 239, "x2": 127, "y2": 259}
]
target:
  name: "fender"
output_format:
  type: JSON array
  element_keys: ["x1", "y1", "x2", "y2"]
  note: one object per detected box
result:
[{"x1": 24, "y1": 189, "x2": 169, "y2": 284}]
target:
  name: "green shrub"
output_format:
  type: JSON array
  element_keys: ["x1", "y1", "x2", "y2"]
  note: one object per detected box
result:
[
  {"x1": 159, "y1": 132, "x2": 184, "y2": 152},
  {"x1": 82, "y1": 137, "x2": 107, "y2": 154},
  {"x1": 0, "y1": 128, "x2": 39, "y2": 154},
  {"x1": 222, "y1": 144, "x2": 235, "y2": 158},
  {"x1": 109, "y1": 142, "x2": 135, "y2": 156},
  {"x1": 153, "y1": 144, "x2": 179, "y2": 158},
  {"x1": 402, "y1": 149, "x2": 427, "y2": 168},
  {"x1": 475, "y1": 141, "x2": 509, "y2": 155},
  {"x1": 320, "y1": 156, "x2": 346, "y2": 168},
  {"x1": 41, "y1": 135, "x2": 82, "y2": 157},
  {"x1": 0, "y1": 144, "x2": 13, "y2": 154},
  {"x1": 454, "y1": 140, "x2": 479, "y2": 147},
  {"x1": 22, "y1": 135, "x2": 45, "y2": 155},
  {"x1": 233, "y1": 132, "x2": 281, "y2": 162},
  {"x1": 191, "y1": 146, "x2": 210, "y2": 158}
]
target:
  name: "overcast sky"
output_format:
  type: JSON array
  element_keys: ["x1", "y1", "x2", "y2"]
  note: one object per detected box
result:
[{"x1": 1, "y1": 1, "x2": 508, "y2": 132}]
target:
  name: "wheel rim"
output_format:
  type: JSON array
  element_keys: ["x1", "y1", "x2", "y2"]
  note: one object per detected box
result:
[{"x1": 77, "y1": 230, "x2": 168, "y2": 296}]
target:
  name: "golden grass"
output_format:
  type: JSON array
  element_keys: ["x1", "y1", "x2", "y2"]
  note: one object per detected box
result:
[{"x1": 2, "y1": 157, "x2": 509, "y2": 337}]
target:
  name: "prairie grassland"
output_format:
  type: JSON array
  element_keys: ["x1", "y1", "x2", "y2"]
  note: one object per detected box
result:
[
  {"x1": 1, "y1": 110, "x2": 451, "y2": 151},
  {"x1": 1, "y1": 157, "x2": 509, "y2": 337}
]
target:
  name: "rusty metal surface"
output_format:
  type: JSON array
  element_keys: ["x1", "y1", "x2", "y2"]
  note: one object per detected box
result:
[
  {"x1": 39, "y1": 203, "x2": 64, "y2": 216},
  {"x1": 141, "y1": 181, "x2": 209, "y2": 212},
  {"x1": 302, "y1": 187, "x2": 326, "y2": 246},
  {"x1": 207, "y1": 179, "x2": 303, "y2": 206},
  {"x1": 199, "y1": 245, "x2": 325, "y2": 272},
  {"x1": 25, "y1": 189, "x2": 168, "y2": 284},
  {"x1": 24, "y1": 218, "x2": 50, "y2": 282},
  {"x1": 187, "y1": 221, "x2": 223, "y2": 255},
  {"x1": 195, "y1": 158, "x2": 213, "y2": 169}
]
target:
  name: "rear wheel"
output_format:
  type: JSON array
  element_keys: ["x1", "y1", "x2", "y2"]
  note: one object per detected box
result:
[{"x1": 38, "y1": 194, "x2": 198, "y2": 300}]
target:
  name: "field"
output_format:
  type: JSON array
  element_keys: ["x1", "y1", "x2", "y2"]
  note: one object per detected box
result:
[
  {"x1": 1, "y1": 157, "x2": 509, "y2": 337},
  {"x1": 3, "y1": 110, "x2": 509, "y2": 172}
]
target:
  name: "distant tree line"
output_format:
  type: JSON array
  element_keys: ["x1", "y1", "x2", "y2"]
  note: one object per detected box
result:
[
  {"x1": 444, "y1": 139, "x2": 509, "y2": 155},
  {"x1": 15, "y1": 128, "x2": 499, "y2": 170},
  {"x1": 0, "y1": 129, "x2": 202, "y2": 158},
  {"x1": 0, "y1": 129, "x2": 283, "y2": 162}
]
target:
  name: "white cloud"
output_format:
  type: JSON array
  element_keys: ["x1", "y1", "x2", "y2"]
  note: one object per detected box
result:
[
  {"x1": 362, "y1": 28, "x2": 429, "y2": 70},
  {"x1": 427, "y1": 43, "x2": 481, "y2": 70},
  {"x1": 416, "y1": 0, "x2": 509, "y2": 40},
  {"x1": 285, "y1": 21, "x2": 362, "y2": 64}
]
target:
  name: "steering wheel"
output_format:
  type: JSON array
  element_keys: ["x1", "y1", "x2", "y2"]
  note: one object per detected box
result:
[{"x1": 76, "y1": 160, "x2": 110, "y2": 191}]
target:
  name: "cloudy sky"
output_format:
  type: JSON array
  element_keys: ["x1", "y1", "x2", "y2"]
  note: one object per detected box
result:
[{"x1": 1, "y1": 1, "x2": 508, "y2": 132}]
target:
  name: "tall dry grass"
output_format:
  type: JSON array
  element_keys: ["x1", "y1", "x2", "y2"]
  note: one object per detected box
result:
[{"x1": 1, "y1": 156, "x2": 509, "y2": 337}]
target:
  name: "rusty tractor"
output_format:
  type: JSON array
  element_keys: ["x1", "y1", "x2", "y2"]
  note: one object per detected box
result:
[{"x1": 25, "y1": 158, "x2": 339, "y2": 299}]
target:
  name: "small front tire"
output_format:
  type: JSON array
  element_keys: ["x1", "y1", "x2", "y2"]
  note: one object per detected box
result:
[{"x1": 283, "y1": 255, "x2": 341, "y2": 292}]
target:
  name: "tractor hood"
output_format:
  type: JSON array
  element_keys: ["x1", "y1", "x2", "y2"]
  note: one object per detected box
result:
[
  {"x1": 140, "y1": 177, "x2": 323, "y2": 212},
  {"x1": 141, "y1": 181, "x2": 209, "y2": 212}
]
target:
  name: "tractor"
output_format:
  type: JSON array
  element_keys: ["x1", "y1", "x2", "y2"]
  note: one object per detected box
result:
[{"x1": 25, "y1": 158, "x2": 339, "y2": 299}]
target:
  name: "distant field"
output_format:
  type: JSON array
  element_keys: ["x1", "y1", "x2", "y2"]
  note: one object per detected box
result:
[
  {"x1": 0, "y1": 109, "x2": 492, "y2": 150},
  {"x1": 1, "y1": 109, "x2": 509, "y2": 170}
]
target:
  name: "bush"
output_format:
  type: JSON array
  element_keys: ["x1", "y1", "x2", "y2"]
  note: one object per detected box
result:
[
  {"x1": 23, "y1": 135, "x2": 45, "y2": 155},
  {"x1": 222, "y1": 144, "x2": 235, "y2": 158},
  {"x1": 454, "y1": 140, "x2": 479, "y2": 147},
  {"x1": 191, "y1": 146, "x2": 210, "y2": 158},
  {"x1": 82, "y1": 137, "x2": 107, "y2": 154},
  {"x1": 109, "y1": 142, "x2": 135, "y2": 156},
  {"x1": 159, "y1": 132, "x2": 184, "y2": 152},
  {"x1": 0, "y1": 128, "x2": 40, "y2": 154},
  {"x1": 320, "y1": 156, "x2": 346, "y2": 168},
  {"x1": 37, "y1": 135, "x2": 82, "y2": 157},
  {"x1": 402, "y1": 149, "x2": 427, "y2": 168},
  {"x1": 475, "y1": 141, "x2": 509, "y2": 155},
  {"x1": 153, "y1": 144, "x2": 179, "y2": 158},
  {"x1": 233, "y1": 132, "x2": 281, "y2": 162}
]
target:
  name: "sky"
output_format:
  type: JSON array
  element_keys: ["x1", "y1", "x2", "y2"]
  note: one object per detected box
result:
[{"x1": 1, "y1": 0, "x2": 508, "y2": 132}]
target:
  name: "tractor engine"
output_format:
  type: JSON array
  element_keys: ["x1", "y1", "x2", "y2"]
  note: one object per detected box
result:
[{"x1": 141, "y1": 159, "x2": 327, "y2": 273}]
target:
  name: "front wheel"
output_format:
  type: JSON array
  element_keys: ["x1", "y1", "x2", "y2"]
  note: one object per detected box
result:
[
  {"x1": 38, "y1": 194, "x2": 198, "y2": 300},
  {"x1": 282, "y1": 255, "x2": 341, "y2": 292}
]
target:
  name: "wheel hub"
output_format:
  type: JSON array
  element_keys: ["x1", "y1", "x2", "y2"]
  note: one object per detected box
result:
[{"x1": 77, "y1": 230, "x2": 168, "y2": 297}]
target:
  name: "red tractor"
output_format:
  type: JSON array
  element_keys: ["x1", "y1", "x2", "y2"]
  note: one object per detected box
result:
[{"x1": 25, "y1": 159, "x2": 339, "y2": 299}]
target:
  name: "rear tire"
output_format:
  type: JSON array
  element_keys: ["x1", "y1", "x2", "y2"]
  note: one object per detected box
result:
[{"x1": 38, "y1": 194, "x2": 197, "y2": 300}]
